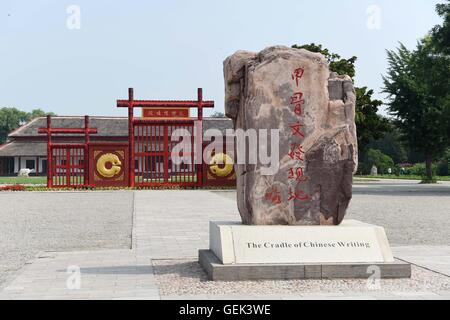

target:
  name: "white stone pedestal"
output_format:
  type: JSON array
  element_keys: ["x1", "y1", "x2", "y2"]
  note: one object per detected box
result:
[{"x1": 199, "y1": 220, "x2": 411, "y2": 281}]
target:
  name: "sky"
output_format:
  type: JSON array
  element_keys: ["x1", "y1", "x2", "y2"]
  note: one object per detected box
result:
[{"x1": 0, "y1": 0, "x2": 443, "y2": 117}]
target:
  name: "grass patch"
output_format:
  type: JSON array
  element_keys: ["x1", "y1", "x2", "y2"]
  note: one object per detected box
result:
[{"x1": 0, "y1": 176, "x2": 47, "y2": 185}]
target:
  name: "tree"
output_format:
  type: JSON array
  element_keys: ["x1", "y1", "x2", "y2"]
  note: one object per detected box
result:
[
  {"x1": 444, "y1": 99, "x2": 450, "y2": 141},
  {"x1": 366, "y1": 121, "x2": 407, "y2": 164},
  {"x1": 0, "y1": 108, "x2": 55, "y2": 144},
  {"x1": 292, "y1": 43, "x2": 357, "y2": 77},
  {"x1": 27, "y1": 109, "x2": 54, "y2": 119},
  {"x1": 354, "y1": 87, "x2": 390, "y2": 152},
  {"x1": 365, "y1": 149, "x2": 394, "y2": 175},
  {"x1": 0, "y1": 108, "x2": 28, "y2": 144},
  {"x1": 292, "y1": 43, "x2": 389, "y2": 153},
  {"x1": 431, "y1": 1, "x2": 450, "y2": 145},
  {"x1": 428, "y1": 1, "x2": 450, "y2": 174},
  {"x1": 431, "y1": 1, "x2": 450, "y2": 55},
  {"x1": 382, "y1": 40, "x2": 450, "y2": 182},
  {"x1": 437, "y1": 148, "x2": 450, "y2": 176}
]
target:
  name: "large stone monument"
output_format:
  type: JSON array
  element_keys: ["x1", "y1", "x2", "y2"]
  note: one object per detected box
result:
[
  {"x1": 199, "y1": 46, "x2": 410, "y2": 281},
  {"x1": 224, "y1": 45, "x2": 357, "y2": 226}
]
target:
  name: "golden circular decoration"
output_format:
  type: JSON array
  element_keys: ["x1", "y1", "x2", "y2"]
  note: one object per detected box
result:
[
  {"x1": 209, "y1": 153, "x2": 234, "y2": 177},
  {"x1": 96, "y1": 153, "x2": 122, "y2": 178}
]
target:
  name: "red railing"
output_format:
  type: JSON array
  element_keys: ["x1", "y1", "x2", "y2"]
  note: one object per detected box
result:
[
  {"x1": 133, "y1": 122, "x2": 198, "y2": 187},
  {"x1": 39, "y1": 115, "x2": 97, "y2": 188},
  {"x1": 51, "y1": 145, "x2": 86, "y2": 188}
]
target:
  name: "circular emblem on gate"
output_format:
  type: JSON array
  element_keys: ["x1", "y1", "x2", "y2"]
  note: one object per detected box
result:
[
  {"x1": 96, "y1": 153, "x2": 122, "y2": 178},
  {"x1": 209, "y1": 153, "x2": 234, "y2": 177}
]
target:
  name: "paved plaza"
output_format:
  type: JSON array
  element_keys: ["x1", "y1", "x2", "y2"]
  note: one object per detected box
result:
[
  {"x1": 0, "y1": 191, "x2": 133, "y2": 286},
  {"x1": 0, "y1": 180, "x2": 449, "y2": 299}
]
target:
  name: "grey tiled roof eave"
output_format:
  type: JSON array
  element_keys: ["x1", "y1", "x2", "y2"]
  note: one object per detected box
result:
[
  {"x1": 9, "y1": 116, "x2": 233, "y2": 138},
  {"x1": 0, "y1": 141, "x2": 47, "y2": 157},
  {"x1": 0, "y1": 116, "x2": 233, "y2": 158}
]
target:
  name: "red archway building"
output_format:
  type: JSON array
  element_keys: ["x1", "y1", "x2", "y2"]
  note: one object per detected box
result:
[
  {"x1": 117, "y1": 88, "x2": 214, "y2": 187},
  {"x1": 39, "y1": 88, "x2": 235, "y2": 188}
]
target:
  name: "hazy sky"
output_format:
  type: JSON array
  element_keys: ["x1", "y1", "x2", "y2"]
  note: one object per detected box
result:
[{"x1": 0, "y1": 0, "x2": 443, "y2": 117}]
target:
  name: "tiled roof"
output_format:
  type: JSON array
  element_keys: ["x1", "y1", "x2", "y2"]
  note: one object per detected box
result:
[
  {"x1": 9, "y1": 116, "x2": 233, "y2": 137},
  {"x1": 9, "y1": 117, "x2": 129, "y2": 137},
  {"x1": 0, "y1": 141, "x2": 46, "y2": 157},
  {"x1": 0, "y1": 117, "x2": 233, "y2": 157}
]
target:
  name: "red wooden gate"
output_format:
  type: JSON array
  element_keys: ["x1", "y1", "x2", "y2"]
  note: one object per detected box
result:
[
  {"x1": 51, "y1": 144, "x2": 86, "y2": 187},
  {"x1": 133, "y1": 121, "x2": 197, "y2": 186},
  {"x1": 39, "y1": 115, "x2": 97, "y2": 188},
  {"x1": 117, "y1": 88, "x2": 214, "y2": 187}
]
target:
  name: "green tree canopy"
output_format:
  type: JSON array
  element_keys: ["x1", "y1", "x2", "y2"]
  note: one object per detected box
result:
[
  {"x1": 431, "y1": 1, "x2": 450, "y2": 142},
  {"x1": 366, "y1": 121, "x2": 407, "y2": 164},
  {"x1": 292, "y1": 43, "x2": 389, "y2": 153},
  {"x1": 382, "y1": 40, "x2": 450, "y2": 182},
  {"x1": 437, "y1": 148, "x2": 450, "y2": 176},
  {"x1": 354, "y1": 87, "x2": 389, "y2": 152},
  {"x1": 431, "y1": 0, "x2": 450, "y2": 55},
  {"x1": 365, "y1": 149, "x2": 394, "y2": 175},
  {"x1": 292, "y1": 43, "x2": 357, "y2": 78},
  {"x1": 0, "y1": 108, "x2": 56, "y2": 144}
]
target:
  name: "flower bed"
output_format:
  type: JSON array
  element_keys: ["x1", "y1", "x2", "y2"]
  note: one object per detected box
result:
[{"x1": 0, "y1": 185, "x2": 26, "y2": 191}]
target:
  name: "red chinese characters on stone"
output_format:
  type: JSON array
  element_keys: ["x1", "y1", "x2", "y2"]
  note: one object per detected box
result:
[
  {"x1": 264, "y1": 187, "x2": 282, "y2": 205},
  {"x1": 291, "y1": 67, "x2": 304, "y2": 87},
  {"x1": 264, "y1": 67, "x2": 311, "y2": 206},
  {"x1": 288, "y1": 144, "x2": 305, "y2": 161},
  {"x1": 288, "y1": 188, "x2": 310, "y2": 201},
  {"x1": 289, "y1": 122, "x2": 305, "y2": 138},
  {"x1": 286, "y1": 67, "x2": 311, "y2": 202},
  {"x1": 290, "y1": 92, "x2": 305, "y2": 115},
  {"x1": 288, "y1": 167, "x2": 308, "y2": 182}
]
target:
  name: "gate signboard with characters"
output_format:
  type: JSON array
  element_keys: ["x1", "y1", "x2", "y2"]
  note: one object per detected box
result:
[{"x1": 89, "y1": 143, "x2": 129, "y2": 188}]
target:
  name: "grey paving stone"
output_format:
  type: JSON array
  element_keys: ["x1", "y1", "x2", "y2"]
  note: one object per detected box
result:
[
  {"x1": 2, "y1": 188, "x2": 450, "y2": 300},
  {"x1": 393, "y1": 246, "x2": 450, "y2": 276}
]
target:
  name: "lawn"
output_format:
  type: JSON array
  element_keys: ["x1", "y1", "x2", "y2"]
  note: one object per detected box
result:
[
  {"x1": 0, "y1": 176, "x2": 47, "y2": 185},
  {"x1": 355, "y1": 175, "x2": 450, "y2": 182},
  {"x1": 2, "y1": 174, "x2": 448, "y2": 186},
  {"x1": 0, "y1": 174, "x2": 198, "y2": 187}
]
